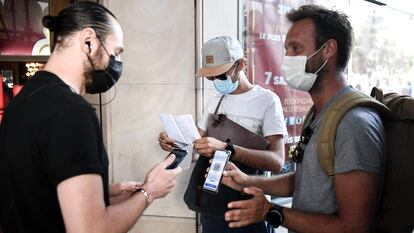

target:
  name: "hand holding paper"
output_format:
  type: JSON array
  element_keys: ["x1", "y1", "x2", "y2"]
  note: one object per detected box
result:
[
  {"x1": 160, "y1": 114, "x2": 200, "y2": 146},
  {"x1": 159, "y1": 114, "x2": 200, "y2": 170}
]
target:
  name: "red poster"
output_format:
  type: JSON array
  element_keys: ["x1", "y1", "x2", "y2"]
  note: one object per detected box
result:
[
  {"x1": 243, "y1": 0, "x2": 314, "y2": 173},
  {"x1": 0, "y1": 0, "x2": 50, "y2": 55}
]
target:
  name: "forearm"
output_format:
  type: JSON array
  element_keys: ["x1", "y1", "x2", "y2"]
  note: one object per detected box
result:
[
  {"x1": 109, "y1": 182, "x2": 142, "y2": 204},
  {"x1": 245, "y1": 172, "x2": 295, "y2": 197},
  {"x1": 63, "y1": 190, "x2": 149, "y2": 233},
  {"x1": 109, "y1": 193, "x2": 132, "y2": 205},
  {"x1": 60, "y1": 163, "x2": 181, "y2": 233},
  {"x1": 97, "y1": 192, "x2": 149, "y2": 233},
  {"x1": 282, "y1": 208, "x2": 368, "y2": 233},
  {"x1": 232, "y1": 135, "x2": 285, "y2": 172},
  {"x1": 232, "y1": 146, "x2": 283, "y2": 172},
  {"x1": 108, "y1": 183, "x2": 121, "y2": 197}
]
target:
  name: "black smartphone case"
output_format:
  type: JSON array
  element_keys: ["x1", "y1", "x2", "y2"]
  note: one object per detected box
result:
[{"x1": 166, "y1": 148, "x2": 187, "y2": 169}]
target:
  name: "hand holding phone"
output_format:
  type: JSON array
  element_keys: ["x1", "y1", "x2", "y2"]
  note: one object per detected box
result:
[
  {"x1": 166, "y1": 148, "x2": 187, "y2": 169},
  {"x1": 202, "y1": 150, "x2": 231, "y2": 193}
]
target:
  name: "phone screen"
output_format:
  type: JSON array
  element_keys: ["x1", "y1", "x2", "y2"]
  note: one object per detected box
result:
[{"x1": 202, "y1": 150, "x2": 231, "y2": 193}]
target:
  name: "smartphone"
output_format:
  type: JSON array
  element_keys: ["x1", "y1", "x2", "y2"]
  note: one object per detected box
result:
[
  {"x1": 166, "y1": 148, "x2": 187, "y2": 169},
  {"x1": 202, "y1": 150, "x2": 231, "y2": 193}
]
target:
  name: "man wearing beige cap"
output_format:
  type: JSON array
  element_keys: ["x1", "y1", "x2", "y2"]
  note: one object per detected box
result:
[{"x1": 159, "y1": 36, "x2": 287, "y2": 233}]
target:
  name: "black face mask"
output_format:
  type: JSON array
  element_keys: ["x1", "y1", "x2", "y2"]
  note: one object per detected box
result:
[{"x1": 85, "y1": 45, "x2": 123, "y2": 94}]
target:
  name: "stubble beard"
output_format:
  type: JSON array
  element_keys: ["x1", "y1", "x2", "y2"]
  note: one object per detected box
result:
[{"x1": 83, "y1": 48, "x2": 104, "y2": 90}]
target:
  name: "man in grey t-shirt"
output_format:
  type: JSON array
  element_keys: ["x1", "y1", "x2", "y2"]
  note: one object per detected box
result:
[
  {"x1": 292, "y1": 86, "x2": 385, "y2": 216},
  {"x1": 217, "y1": 5, "x2": 385, "y2": 233}
]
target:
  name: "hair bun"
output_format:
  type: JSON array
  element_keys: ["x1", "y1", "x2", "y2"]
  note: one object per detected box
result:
[{"x1": 42, "y1": 15, "x2": 58, "y2": 31}]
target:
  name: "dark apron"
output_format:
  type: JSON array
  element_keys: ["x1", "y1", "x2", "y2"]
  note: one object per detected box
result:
[{"x1": 184, "y1": 95, "x2": 269, "y2": 218}]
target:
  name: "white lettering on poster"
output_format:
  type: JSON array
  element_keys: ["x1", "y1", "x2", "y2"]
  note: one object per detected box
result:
[
  {"x1": 259, "y1": 33, "x2": 286, "y2": 42},
  {"x1": 277, "y1": 4, "x2": 293, "y2": 15},
  {"x1": 264, "y1": 72, "x2": 287, "y2": 86}
]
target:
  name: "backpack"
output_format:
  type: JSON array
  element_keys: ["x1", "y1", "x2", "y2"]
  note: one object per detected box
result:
[{"x1": 302, "y1": 87, "x2": 414, "y2": 233}]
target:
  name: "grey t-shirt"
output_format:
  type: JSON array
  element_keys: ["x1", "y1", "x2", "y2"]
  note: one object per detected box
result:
[{"x1": 290, "y1": 86, "x2": 385, "y2": 231}]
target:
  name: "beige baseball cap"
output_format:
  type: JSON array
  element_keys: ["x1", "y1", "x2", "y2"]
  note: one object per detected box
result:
[{"x1": 196, "y1": 36, "x2": 244, "y2": 77}]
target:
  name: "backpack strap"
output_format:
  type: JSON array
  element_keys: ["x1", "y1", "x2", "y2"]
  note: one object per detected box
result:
[
  {"x1": 317, "y1": 90, "x2": 390, "y2": 180},
  {"x1": 370, "y1": 86, "x2": 384, "y2": 102}
]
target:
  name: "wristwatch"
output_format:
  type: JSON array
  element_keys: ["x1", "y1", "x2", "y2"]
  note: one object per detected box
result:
[
  {"x1": 225, "y1": 139, "x2": 235, "y2": 159},
  {"x1": 266, "y1": 203, "x2": 284, "y2": 229}
]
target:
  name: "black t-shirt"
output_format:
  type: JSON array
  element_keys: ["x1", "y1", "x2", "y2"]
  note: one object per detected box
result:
[{"x1": 0, "y1": 71, "x2": 109, "y2": 233}]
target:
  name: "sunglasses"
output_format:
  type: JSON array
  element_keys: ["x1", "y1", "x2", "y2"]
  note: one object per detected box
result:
[
  {"x1": 205, "y1": 62, "x2": 238, "y2": 81},
  {"x1": 290, "y1": 126, "x2": 313, "y2": 163},
  {"x1": 206, "y1": 73, "x2": 227, "y2": 81}
]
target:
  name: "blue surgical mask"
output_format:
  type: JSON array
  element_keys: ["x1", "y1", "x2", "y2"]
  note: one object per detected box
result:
[
  {"x1": 213, "y1": 64, "x2": 240, "y2": 95},
  {"x1": 213, "y1": 75, "x2": 239, "y2": 95}
]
